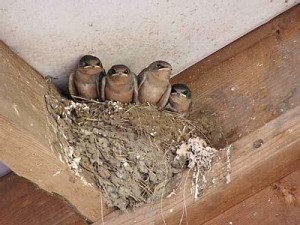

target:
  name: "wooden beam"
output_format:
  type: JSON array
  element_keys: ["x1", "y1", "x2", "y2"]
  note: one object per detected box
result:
[
  {"x1": 171, "y1": 5, "x2": 299, "y2": 81},
  {"x1": 172, "y1": 5, "x2": 300, "y2": 144},
  {"x1": 92, "y1": 6, "x2": 300, "y2": 225},
  {"x1": 0, "y1": 41, "x2": 110, "y2": 222},
  {"x1": 0, "y1": 173, "x2": 86, "y2": 225},
  {"x1": 205, "y1": 168, "x2": 300, "y2": 225}
]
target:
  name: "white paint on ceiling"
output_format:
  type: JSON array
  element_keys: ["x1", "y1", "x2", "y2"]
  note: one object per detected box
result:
[{"x1": 0, "y1": 1, "x2": 298, "y2": 89}]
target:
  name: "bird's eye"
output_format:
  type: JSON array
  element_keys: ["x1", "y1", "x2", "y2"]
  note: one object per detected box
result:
[
  {"x1": 124, "y1": 69, "x2": 129, "y2": 74},
  {"x1": 183, "y1": 90, "x2": 188, "y2": 95},
  {"x1": 157, "y1": 64, "x2": 163, "y2": 69},
  {"x1": 81, "y1": 61, "x2": 88, "y2": 67},
  {"x1": 110, "y1": 69, "x2": 116, "y2": 74},
  {"x1": 171, "y1": 88, "x2": 176, "y2": 93},
  {"x1": 96, "y1": 62, "x2": 101, "y2": 66}
]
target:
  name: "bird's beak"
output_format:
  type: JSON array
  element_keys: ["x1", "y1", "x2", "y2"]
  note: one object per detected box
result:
[
  {"x1": 158, "y1": 67, "x2": 171, "y2": 71},
  {"x1": 84, "y1": 65, "x2": 101, "y2": 69},
  {"x1": 173, "y1": 93, "x2": 186, "y2": 97},
  {"x1": 112, "y1": 72, "x2": 128, "y2": 77}
]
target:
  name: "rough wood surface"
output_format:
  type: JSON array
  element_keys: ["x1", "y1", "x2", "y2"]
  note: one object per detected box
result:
[
  {"x1": 0, "y1": 173, "x2": 86, "y2": 225},
  {"x1": 205, "y1": 169, "x2": 300, "y2": 225},
  {"x1": 172, "y1": 5, "x2": 300, "y2": 144},
  {"x1": 0, "y1": 41, "x2": 110, "y2": 222}
]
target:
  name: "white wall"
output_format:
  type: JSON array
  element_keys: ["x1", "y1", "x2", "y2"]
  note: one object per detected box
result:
[{"x1": 0, "y1": 0, "x2": 298, "y2": 89}]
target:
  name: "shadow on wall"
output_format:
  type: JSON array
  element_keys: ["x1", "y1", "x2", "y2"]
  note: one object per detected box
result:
[{"x1": 52, "y1": 76, "x2": 70, "y2": 98}]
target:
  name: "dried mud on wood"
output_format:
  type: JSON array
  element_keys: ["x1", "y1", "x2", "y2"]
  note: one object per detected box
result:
[{"x1": 44, "y1": 84, "x2": 226, "y2": 210}]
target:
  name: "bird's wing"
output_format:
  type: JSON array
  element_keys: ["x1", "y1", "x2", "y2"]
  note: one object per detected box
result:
[
  {"x1": 68, "y1": 72, "x2": 78, "y2": 99},
  {"x1": 164, "y1": 101, "x2": 175, "y2": 112},
  {"x1": 137, "y1": 68, "x2": 148, "y2": 89},
  {"x1": 157, "y1": 84, "x2": 172, "y2": 110},
  {"x1": 101, "y1": 76, "x2": 106, "y2": 101},
  {"x1": 97, "y1": 70, "x2": 106, "y2": 101},
  {"x1": 185, "y1": 101, "x2": 193, "y2": 117},
  {"x1": 132, "y1": 73, "x2": 139, "y2": 104}
]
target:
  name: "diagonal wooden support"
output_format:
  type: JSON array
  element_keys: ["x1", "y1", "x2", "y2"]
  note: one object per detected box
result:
[
  {"x1": 0, "y1": 41, "x2": 110, "y2": 222},
  {"x1": 205, "y1": 169, "x2": 300, "y2": 224},
  {"x1": 172, "y1": 5, "x2": 300, "y2": 144}
]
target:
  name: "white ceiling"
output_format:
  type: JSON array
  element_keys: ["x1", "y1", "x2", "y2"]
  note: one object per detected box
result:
[{"x1": 0, "y1": 1, "x2": 297, "y2": 89}]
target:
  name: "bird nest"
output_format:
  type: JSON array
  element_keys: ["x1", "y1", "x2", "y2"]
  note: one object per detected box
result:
[{"x1": 45, "y1": 85, "x2": 225, "y2": 210}]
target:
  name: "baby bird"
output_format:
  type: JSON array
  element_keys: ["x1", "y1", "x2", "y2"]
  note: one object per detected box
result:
[
  {"x1": 137, "y1": 60, "x2": 172, "y2": 109},
  {"x1": 68, "y1": 55, "x2": 105, "y2": 100},
  {"x1": 101, "y1": 64, "x2": 138, "y2": 103},
  {"x1": 165, "y1": 84, "x2": 192, "y2": 117}
]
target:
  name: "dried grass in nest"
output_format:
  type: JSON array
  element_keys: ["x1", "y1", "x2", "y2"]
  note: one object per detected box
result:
[{"x1": 45, "y1": 86, "x2": 226, "y2": 210}]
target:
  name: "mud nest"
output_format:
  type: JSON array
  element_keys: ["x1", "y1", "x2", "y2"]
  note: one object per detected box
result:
[{"x1": 45, "y1": 86, "x2": 225, "y2": 210}]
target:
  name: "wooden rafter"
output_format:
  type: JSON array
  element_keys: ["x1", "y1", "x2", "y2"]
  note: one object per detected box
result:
[{"x1": 0, "y1": 41, "x2": 110, "y2": 222}]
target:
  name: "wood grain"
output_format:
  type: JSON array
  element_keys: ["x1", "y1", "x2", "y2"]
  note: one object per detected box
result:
[
  {"x1": 0, "y1": 41, "x2": 110, "y2": 222},
  {"x1": 205, "y1": 169, "x2": 300, "y2": 225},
  {"x1": 172, "y1": 5, "x2": 300, "y2": 144},
  {"x1": 0, "y1": 173, "x2": 86, "y2": 225}
]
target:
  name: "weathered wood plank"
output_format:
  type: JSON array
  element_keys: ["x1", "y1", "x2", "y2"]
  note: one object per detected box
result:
[
  {"x1": 172, "y1": 5, "x2": 300, "y2": 144},
  {"x1": 0, "y1": 41, "x2": 110, "y2": 222},
  {"x1": 205, "y1": 169, "x2": 300, "y2": 225},
  {"x1": 0, "y1": 173, "x2": 87, "y2": 225}
]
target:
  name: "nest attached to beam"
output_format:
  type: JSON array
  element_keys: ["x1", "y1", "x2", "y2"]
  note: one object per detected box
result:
[{"x1": 45, "y1": 86, "x2": 225, "y2": 210}]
